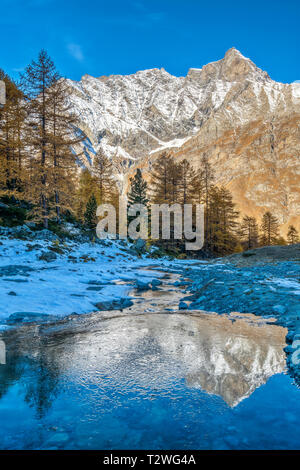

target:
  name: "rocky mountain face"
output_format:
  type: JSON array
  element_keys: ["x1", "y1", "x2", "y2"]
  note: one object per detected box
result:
[{"x1": 67, "y1": 48, "x2": 300, "y2": 234}]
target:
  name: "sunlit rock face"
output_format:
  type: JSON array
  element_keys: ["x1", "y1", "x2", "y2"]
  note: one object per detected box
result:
[
  {"x1": 2, "y1": 312, "x2": 287, "y2": 408},
  {"x1": 67, "y1": 48, "x2": 300, "y2": 234}
]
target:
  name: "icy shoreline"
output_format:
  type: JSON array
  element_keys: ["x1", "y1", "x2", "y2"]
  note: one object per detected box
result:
[
  {"x1": 0, "y1": 237, "x2": 159, "y2": 325},
  {"x1": 0, "y1": 234, "x2": 200, "y2": 327},
  {"x1": 0, "y1": 233, "x2": 299, "y2": 332}
]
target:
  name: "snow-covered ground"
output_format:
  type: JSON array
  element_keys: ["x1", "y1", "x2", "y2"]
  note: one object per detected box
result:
[
  {"x1": 0, "y1": 237, "x2": 183, "y2": 326},
  {"x1": 1, "y1": 233, "x2": 299, "y2": 335}
]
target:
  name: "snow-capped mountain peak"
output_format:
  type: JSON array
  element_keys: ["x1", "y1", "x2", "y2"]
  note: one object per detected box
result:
[{"x1": 66, "y1": 48, "x2": 300, "y2": 233}]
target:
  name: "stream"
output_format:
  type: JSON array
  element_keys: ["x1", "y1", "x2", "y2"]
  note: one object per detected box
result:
[{"x1": 0, "y1": 268, "x2": 300, "y2": 449}]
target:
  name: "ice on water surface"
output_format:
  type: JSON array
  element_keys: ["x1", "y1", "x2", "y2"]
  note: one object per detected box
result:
[{"x1": 0, "y1": 309, "x2": 299, "y2": 450}]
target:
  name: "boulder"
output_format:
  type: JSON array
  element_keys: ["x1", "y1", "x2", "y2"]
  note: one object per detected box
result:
[
  {"x1": 136, "y1": 279, "x2": 151, "y2": 291},
  {"x1": 94, "y1": 297, "x2": 133, "y2": 311},
  {"x1": 179, "y1": 301, "x2": 188, "y2": 310},
  {"x1": 151, "y1": 279, "x2": 162, "y2": 287},
  {"x1": 62, "y1": 222, "x2": 81, "y2": 236},
  {"x1": 135, "y1": 238, "x2": 146, "y2": 252},
  {"x1": 33, "y1": 229, "x2": 60, "y2": 241},
  {"x1": 7, "y1": 311, "x2": 56, "y2": 324},
  {"x1": 25, "y1": 221, "x2": 36, "y2": 229},
  {"x1": 38, "y1": 251, "x2": 57, "y2": 262},
  {"x1": 0, "y1": 265, "x2": 34, "y2": 277}
]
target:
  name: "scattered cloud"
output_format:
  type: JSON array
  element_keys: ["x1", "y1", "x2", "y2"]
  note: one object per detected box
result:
[{"x1": 67, "y1": 43, "x2": 84, "y2": 62}]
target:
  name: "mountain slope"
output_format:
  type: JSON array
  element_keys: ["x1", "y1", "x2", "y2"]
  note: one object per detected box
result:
[{"x1": 67, "y1": 48, "x2": 300, "y2": 233}]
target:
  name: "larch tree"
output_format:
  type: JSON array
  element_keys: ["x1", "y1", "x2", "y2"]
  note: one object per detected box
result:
[
  {"x1": 168, "y1": 159, "x2": 182, "y2": 205},
  {"x1": 260, "y1": 211, "x2": 280, "y2": 246},
  {"x1": 192, "y1": 153, "x2": 215, "y2": 250},
  {"x1": 178, "y1": 159, "x2": 195, "y2": 205},
  {"x1": 207, "y1": 186, "x2": 240, "y2": 255},
  {"x1": 21, "y1": 50, "x2": 82, "y2": 227},
  {"x1": 287, "y1": 225, "x2": 299, "y2": 245},
  {"x1": 150, "y1": 153, "x2": 173, "y2": 204},
  {"x1": 76, "y1": 168, "x2": 97, "y2": 222},
  {"x1": 239, "y1": 215, "x2": 259, "y2": 249},
  {"x1": 92, "y1": 149, "x2": 117, "y2": 204},
  {"x1": 47, "y1": 76, "x2": 82, "y2": 223},
  {"x1": 0, "y1": 70, "x2": 26, "y2": 197},
  {"x1": 150, "y1": 153, "x2": 183, "y2": 249},
  {"x1": 21, "y1": 50, "x2": 59, "y2": 228}
]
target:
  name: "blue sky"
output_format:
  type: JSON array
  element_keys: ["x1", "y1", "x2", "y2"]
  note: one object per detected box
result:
[{"x1": 1, "y1": 0, "x2": 299, "y2": 83}]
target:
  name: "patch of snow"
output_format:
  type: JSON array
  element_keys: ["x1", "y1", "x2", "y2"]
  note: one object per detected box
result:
[
  {"x1": 149, "y1": 136, "x2": 192, "y2": 155},
  {"x1": 116, "y1": 146, "x2": 135, "y2": 160},
  {"x1": 212, "y1": 80, "x2": 232, "y2": 108},
  {"x1": 292, "y1": 82, "x2": 300, "y2": 99},
  {"x1": 269, "y1": 277, "x2": 300, "y2": 296},
  {"x1": 0, "y1": 236, "x2": 198, "y2": 327}
]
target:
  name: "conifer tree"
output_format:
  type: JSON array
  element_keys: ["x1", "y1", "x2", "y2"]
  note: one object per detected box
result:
[
  {"x1": 21, "y1": 50, "x2": 81, "y2": 227},
  {"x1": 192, "y1": 154, "x2": 214, "y2": 204},
  {"x1": 21, "y1": 50, "x2": 59, "y2": 227},
  {"x1": 150, "y1": 154, "x2": 183, "y2": 250},
  {"x1": 0, "y1": 70, "x2": 26, "y2": 197},
  {"x1": 260, "y1": 211, "x2": 280, "y2": 246},
  {"x1": 168, "y1": 159, "x2": 182, "y2": 204},
  {"x1": 48, "y1": 76, "x2": 82, "y2": 222},
  {"x1": 128, "y1": 169, "x2": 148, "y2": 207},
  {"x1": 93, "y1": 149, "x2": 116, "y2": 204},
  {"x1": 207, "y1": 186, "x2": 239, "y2": 255},
  {"x1": 239, "y1": 215, "x2": 259, "y2": 249},
  {"x1": 76, "y1": 169, "x2": 97, "y2": 221},
  {"x1": 178, "y1": 159, "x2": 195, "y2": 205},
  {"x1": 150, "y1": 152, "x2": 174, "y2": 204},
  {"x1": 192, "y1": 154, "x2": 214, "y2": 250},
  {"x1": 287, "y1": 225, "x2": 299, "y2": 245},
  {"x1": 127, "y1": 168, "x2": 149, "y2": 237},
  {"x1": 276, "y1": 236, "x2": 287, "y2": 246},
  {"x1": 84, "y1": 194, "x2": 97, "y2": 229}
]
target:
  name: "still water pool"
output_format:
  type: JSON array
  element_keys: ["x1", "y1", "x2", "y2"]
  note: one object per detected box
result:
[{"x1": 0, "y1": 309, "x2": 299, "y2": 450}]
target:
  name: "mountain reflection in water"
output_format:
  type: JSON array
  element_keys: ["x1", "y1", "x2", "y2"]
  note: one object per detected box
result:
[
  {"x1": 0, "y1": 311, "x2": 295, "y2": 449},
  {"x1": 1, "y1": 312, "x2": 286, "y2": 407}
]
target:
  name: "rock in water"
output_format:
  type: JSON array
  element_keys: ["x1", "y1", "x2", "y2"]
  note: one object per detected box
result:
[
  {"x1": 151, "y1": 279, "x2": 162, "y2": 287},
  {"x1": 136, "y1": 279, "x2": 151, "y2": 291},
  {"x1": 179, "y1": 301, "x2": 188, "y2": 310},
  {"x1": 94, "y1": 298, "x2": 133, "y2": 311},
  {"x1": 135, "y1": 239, "x2": 146, "y2": 252}
]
